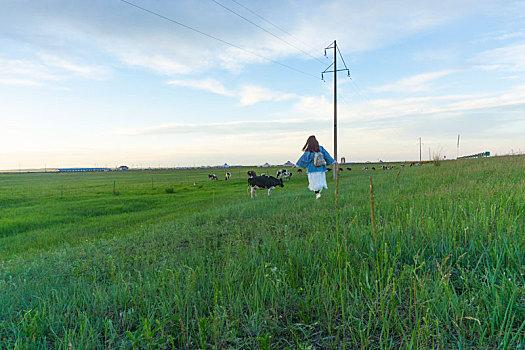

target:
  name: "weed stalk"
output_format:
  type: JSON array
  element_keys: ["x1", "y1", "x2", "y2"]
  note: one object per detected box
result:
[{"x1": 369, "y1": 176, "x2": 377, "y2": 246}]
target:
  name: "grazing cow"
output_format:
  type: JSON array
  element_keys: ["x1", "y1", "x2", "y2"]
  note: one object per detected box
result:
[
  {"x1": 346, "y1": 167, "x2": 352, "y2": 171},
  {"x1": 225, "y1": 172, "x2": 231, "y2": 180},
  {"x1": 276, "y1": 169, "x2": 285, "y2": 178},
  {"x1": 339, "y1": 168, "x2": 344, "y2": 172},
  {"x1": 371, "y1": 167, "x2": 376, "y2": 171},
  {"x1": 297, "y1": 169, "x2": 303, "y2": 175},
  {"x1": 276, "y1": 169, "x2": 292, "y2": 181},
  {"x1": 208, "y1": 174, "x2": 218, "y2": 181},
  {"x1": 247, "y1": 171, "x2": 257, "y2": 178},
  {"x1": 248, "y1": 175, "x2": 283, "y2": 198},
  {"x1": 327, "y1": 168, "x2": 332, "y2": 172}
]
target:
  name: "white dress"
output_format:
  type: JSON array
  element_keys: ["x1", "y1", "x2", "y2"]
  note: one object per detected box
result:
[{"x1": 308, "y1": 171, "x2": 328, "y2": 192}]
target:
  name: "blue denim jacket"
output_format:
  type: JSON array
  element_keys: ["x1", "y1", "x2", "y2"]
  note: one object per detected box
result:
[{"x1": 296, "y1": 146, "x2": 335, "y2": 173}]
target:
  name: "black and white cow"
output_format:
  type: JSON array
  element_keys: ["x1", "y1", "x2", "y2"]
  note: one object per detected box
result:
[
  {"x1": 346, "y1": 167, "x2": 352, "y2": 171},
  {"x1": 225, "y1": 172, "x2": 231, "y2": 180},
  {"x1": 247, "y1": 171, "x2": 257, "y2": 178},
  {"x1": 276, "y1": 169, "x2": 292, "y2": 181},
  {"x1": 208, "y1": 174, "x2": 218, "y2": 181},
  {"x1": 248, "y1": 175, "x2": 283, "y2": 198},
  {"x1": 297, "y1": 169, "x2": 303, "y2": 175}
]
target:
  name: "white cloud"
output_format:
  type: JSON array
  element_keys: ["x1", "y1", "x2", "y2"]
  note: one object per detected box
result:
[
  {"x1": 0, "y1": 0, "x2": 499, "y2": 77},
  {"x1": 0, "y1": 55, "x2": 111, "y2": 86},
  {"x1": 493, "y1": 31, "x2": 525, "y2": 41},
  {"x1": 0, "y1": 78, "x2": 44, "y2": 86},
  {"x1": 167, "y1": 78, "x2": 234, "y2": 96},
  {"x1": 39, "y1": 55, "x2": 110, "y2": 80},
  {"x1": 0, "y1": 58, "x2": 59, "y2": 85},
  {"x1": 238, "y1": 85, "x2": 297, "y2": 106},
  {"x1": 473, "y1": 43, "x2": 525, "y2": 72},
  {"x1": 166, "y1": 79, "x2": 298, "y2": 105},
  {"x1": 293, "y1": 0, "x2": 485, "y2": 54},
  {"x1": 1, "y1": 0, "x2": 524, "y2": 167},
  {"x1": 119, "y1": 52, "x2": 191, "y2": 75},
  {"x1": 293, "y1": 84, "x2": 525, "y2": 125},
  {"x1": 371, "y1": 70, "x2": 459, "y2": 92},
  {"x1": 118, "y1": 117, "x2": 323, "y2": 136},
  {"x1": 294, "y1": 95, "x2": 332, "y2": 119}
]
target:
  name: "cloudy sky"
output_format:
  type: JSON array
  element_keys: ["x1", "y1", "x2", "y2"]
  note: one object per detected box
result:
[{"x1": 1, "y1": 0, "x2": 524, "y2": 169}]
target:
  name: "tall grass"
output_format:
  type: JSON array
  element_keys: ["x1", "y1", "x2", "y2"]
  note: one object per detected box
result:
[{"x1": 0, "y1": 156, "x2": 524, "y2": 348}]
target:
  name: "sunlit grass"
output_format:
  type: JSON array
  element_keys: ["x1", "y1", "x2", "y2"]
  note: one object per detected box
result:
[{"x1": 0, "y1": 156, "x2": 523, "y2": 348}]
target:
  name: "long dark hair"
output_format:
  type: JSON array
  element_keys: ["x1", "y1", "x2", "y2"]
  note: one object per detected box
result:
[{"x1": 302, "y1": 135, "x2": 320, "y2": 152}]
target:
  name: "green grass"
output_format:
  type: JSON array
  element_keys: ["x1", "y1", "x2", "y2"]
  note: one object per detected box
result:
[
  {"x1": 0, "y1": 168, "x2": 279, "y2": 259},
  {"x1": 0, "y1": 157, "x2": 524, "y2": 349}
]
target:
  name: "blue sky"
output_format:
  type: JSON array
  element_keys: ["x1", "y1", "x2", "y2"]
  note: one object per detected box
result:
[{"x1": 1, "y1": 0, "x2": 524, "y2": 169}]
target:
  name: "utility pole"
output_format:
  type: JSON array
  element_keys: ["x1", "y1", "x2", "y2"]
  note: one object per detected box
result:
[
  {"x1": 419, "y1": 137, "x2": 422, "y2": 162},
  {"x1": 334, "y1": 42, "x2": 337, "y2": 179},
  {"x1": 457, "y1": 134, "x2": 460, "y2": 159},
  {"x1": 322, "y1": 40, "x2": 350, "y2": 180}
]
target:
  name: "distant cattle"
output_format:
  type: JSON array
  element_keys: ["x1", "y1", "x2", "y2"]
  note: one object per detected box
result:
[
  {"x1": 297, "y1": 169, "x2": 303, "y2": 175},
  {"x1": 248, "y1": 175, "x2": 283, "y2": 198},
  {"x1": 346, "y1": 167, "x2": 352, "y2": 171},
  {"x1": 327, "y1": 168, "x2": 332, "y2": 172},
  {"x1": 225, "y1": 172, "x2": 231, "y2": 180},
  {"x1": 372, "y1": 167, "x2": 376, "y2": 170},
  {"x1": 339, "y1": 168, "x2": 344, "y2": 172},
  {"x1": 276, "y1": 169, "x2": 292, "y2": 181},
  {"x1": 208, "y1": 174, "x2": 217, "y2": 181}
]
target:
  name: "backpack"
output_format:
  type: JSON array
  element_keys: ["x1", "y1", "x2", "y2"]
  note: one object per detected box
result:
[{"x1": 313, "y1": 151, "x2": 326, "y2": 167}]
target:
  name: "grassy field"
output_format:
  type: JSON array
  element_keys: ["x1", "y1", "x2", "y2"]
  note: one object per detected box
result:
[
  {"x1": 0, "y1": 156, "x2": 524, "y2": 349},
  {"x1": 0, "y1": 167, "x2": 290, "y2": 260}
]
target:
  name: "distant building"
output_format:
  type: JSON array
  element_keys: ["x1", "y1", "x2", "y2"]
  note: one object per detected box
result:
[
  {"x1": 117, "y1": 165, "x2": 129, "y2": 171},
  {"x1": 58, "y1": 168, "x2": 104, "y2": 172},
  {"x1": 283, "y1": 161, "x2": 294, "y2": 167},
  {"x1": 458, "y1": 151, "x2": 490, "y2": 159},
  {"x1": 262, "y1": 163, "x2": 271, "y2": 167}
]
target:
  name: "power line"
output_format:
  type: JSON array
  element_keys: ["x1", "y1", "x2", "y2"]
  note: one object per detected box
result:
[
  {"x1": 118, "y1": 0, "x2": 319, "y2": 79},
  {"x1": 211, "y1": 0, "x2": 326, "y2": 65},
  {"x1": 229, "y1": 0, "x2": 323, "y2": 58}
]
